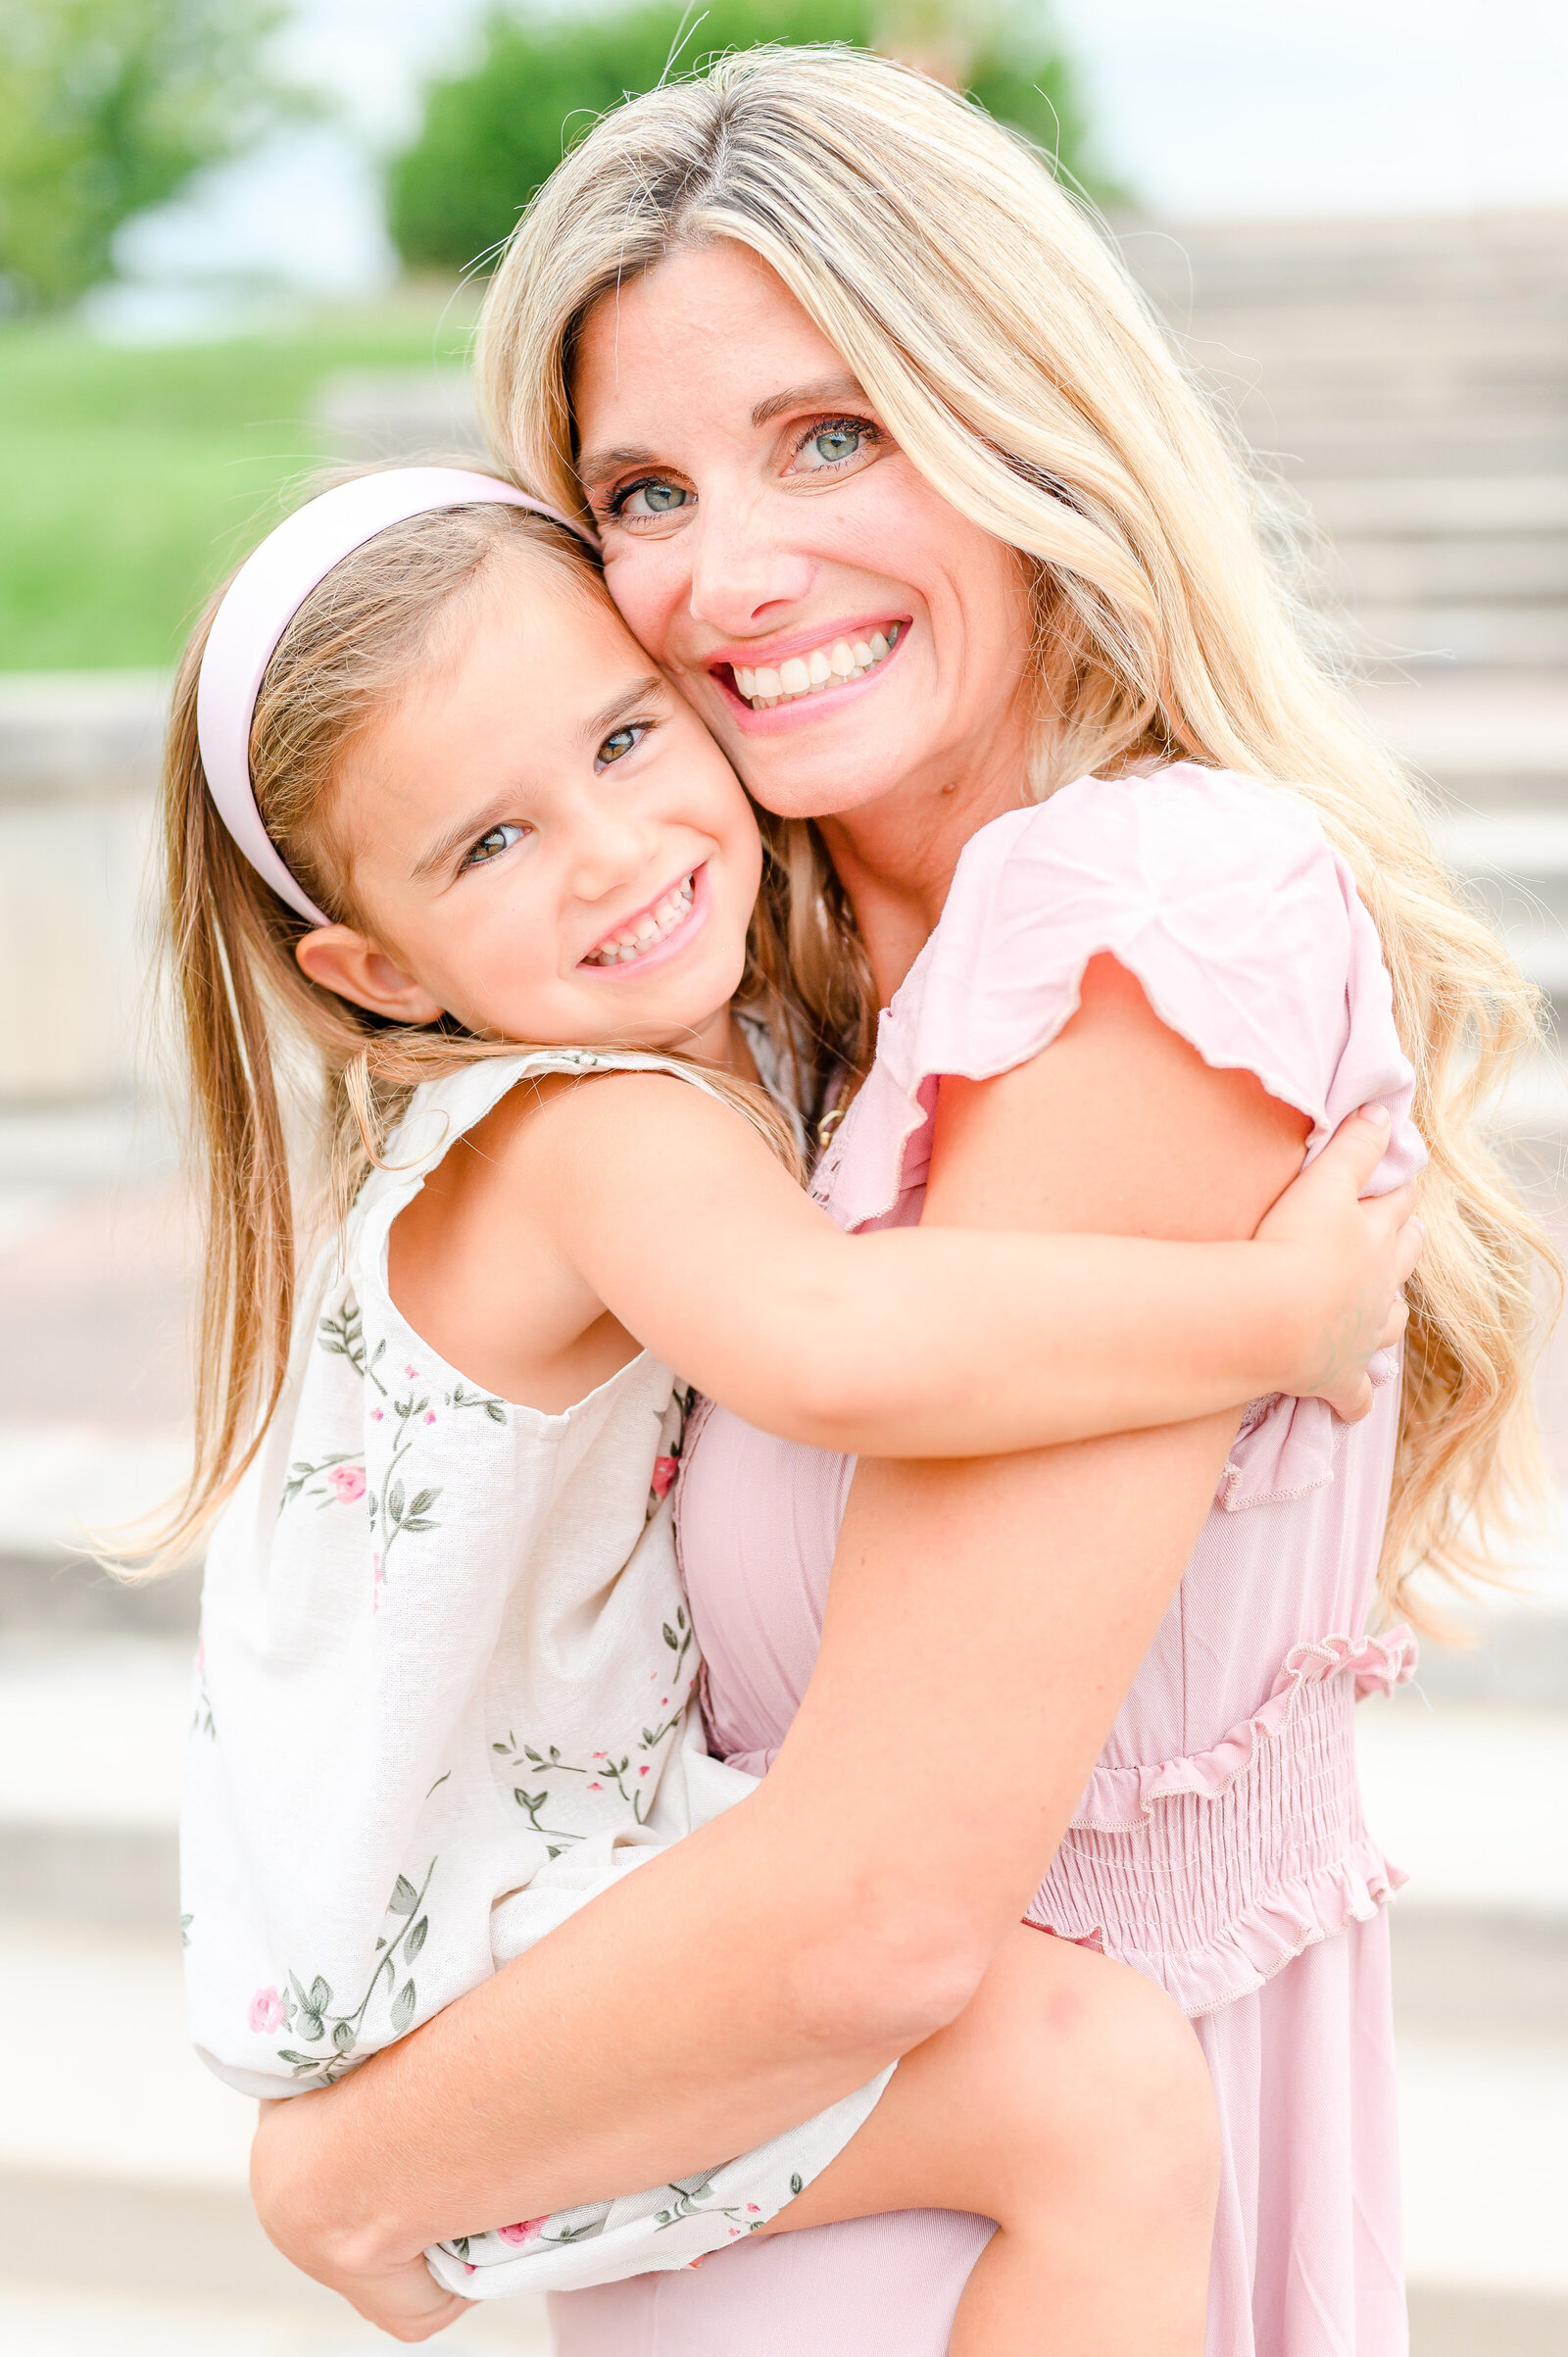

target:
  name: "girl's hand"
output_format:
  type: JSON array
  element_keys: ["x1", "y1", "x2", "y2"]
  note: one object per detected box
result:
[
  {"x1": 251, "y1": 2095, "x2": 473, "y2": 2343},
  {"x1": 1255, "y1": 1105, "x2": 1422, "y2": 1422}
]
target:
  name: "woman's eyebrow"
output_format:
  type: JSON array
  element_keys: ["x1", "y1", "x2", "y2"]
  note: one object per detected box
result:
[
  {"x1": 750, "y1": 373, "x2": 869, "y2": 427},
  {"x1": 577, "y1": 441, "x2": 657, "y2": 488}
]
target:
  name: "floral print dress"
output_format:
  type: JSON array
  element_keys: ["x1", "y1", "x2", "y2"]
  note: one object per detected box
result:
[{"x1": 180, "y1": 1046, "x2": 890, "y2": 2297}]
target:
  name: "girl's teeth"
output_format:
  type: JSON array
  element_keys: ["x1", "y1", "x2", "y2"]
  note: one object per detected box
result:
[
  {"x1": 587, "y1": 874, "x2": 697, "y2": 965},
  {"x1": 745, "y1": 626, "x2": 902, "y2": 712}
]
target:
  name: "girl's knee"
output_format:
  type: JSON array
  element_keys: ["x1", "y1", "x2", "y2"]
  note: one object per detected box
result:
[{"x1": 1000, "y1": 1933, "x2": 1220, "y2": 2209}]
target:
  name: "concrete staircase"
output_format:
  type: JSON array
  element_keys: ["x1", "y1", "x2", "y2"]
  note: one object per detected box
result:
[{"x1": 1127, "y1": 211, "x2": 1568, "y2": 674}]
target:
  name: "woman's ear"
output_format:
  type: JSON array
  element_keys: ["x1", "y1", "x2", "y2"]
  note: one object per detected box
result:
[{"x1": 294, "y1": 926, "x2": 445, "y2": 1025}]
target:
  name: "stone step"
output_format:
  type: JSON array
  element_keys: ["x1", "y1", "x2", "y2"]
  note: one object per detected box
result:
[
  {"x1": 1348, "y1": 601, "x2": 1568, "y2": 670},
  {"x1": 1122, "y1": 209, "x2": 1568, "y2": 309}
]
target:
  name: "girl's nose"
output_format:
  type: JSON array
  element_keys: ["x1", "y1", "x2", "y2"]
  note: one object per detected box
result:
[{"x1": 566, "y1": 802, "x2": 656, "y2": 904}]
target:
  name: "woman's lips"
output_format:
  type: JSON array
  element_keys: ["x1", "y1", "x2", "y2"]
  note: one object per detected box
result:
[{"x1": 711, "y1": 618, "x2": 911, "y2": 726}]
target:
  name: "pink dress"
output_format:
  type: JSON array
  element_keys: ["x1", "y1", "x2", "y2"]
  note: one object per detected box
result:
[{"x1": 549, "y1": 766, "x2": 1425, "y2": 2357}]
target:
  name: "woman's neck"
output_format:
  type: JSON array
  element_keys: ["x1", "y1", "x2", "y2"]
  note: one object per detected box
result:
[{"x1": 817, "y1": 736, "x2": 1034, "y2": 1011}]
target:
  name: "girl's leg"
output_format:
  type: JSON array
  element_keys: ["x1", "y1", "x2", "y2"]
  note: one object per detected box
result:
[{"x1": 763, "y1": 1925, "x2": 1219, "y2": 2357}]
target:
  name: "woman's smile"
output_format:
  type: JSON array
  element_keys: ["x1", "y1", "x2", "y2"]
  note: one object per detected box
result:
[{"x1": 713, "y1": 618, "x2": 908, "y2": 722}]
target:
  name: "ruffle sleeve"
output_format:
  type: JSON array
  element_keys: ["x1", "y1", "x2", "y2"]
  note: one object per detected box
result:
[{"x1": 812, "y1": 762, "x2": 1425, "y2": 1235}]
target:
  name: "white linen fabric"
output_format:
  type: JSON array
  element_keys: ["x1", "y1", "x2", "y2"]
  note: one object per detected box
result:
[{"x1": 180, "y1": 1046, "x2": 890, "y2": 2297}]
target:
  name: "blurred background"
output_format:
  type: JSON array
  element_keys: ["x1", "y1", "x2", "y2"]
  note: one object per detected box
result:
[{"x1": 0, "y1": 4, "x2": 1565, "y2": 2351}]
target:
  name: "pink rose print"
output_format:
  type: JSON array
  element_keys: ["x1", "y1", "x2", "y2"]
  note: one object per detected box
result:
[
  {"x1": 424, "y1": 1411, "x2": 436, "y2": 1425},
  {"x1": 651, "y1": 1456, "x2": 679, "y2": 1500},
  {"x1": 248, "y1": 1987, "x2": 285, "y2": 2034},
  {"x1": 327, "y1": 1464, "x2": 366, "y2": 1502},
  {"x1": 404, "y1": 1363, "x2": 419, "y2": 1378},
  {"x1": 497, "y1": 2218, "x2": 550, "y2": 2245},
  {"x1": 638, "y1": 1764, "x2": 652, "y2": 1777},
  {"x1": 370, "y1": 1407, "x2": 384, "y2": 1421},
  {"x1": 587, "y1": 1780, "x2": 602, "y2": 1791}
]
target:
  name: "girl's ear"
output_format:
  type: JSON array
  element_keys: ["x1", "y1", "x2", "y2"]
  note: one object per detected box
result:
[{"x1": 295, "y1": 927, "x2": 445, "y2": 1025}]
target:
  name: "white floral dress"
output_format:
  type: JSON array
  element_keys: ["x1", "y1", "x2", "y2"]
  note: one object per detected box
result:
[{"x1": 181, "y1": 1047, "x2": 890, "y2": 2296}]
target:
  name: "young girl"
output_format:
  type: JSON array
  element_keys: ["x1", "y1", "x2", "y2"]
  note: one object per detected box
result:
[{"x1": 171, "y1": 466, "x2": 1416, "y2": 2348}]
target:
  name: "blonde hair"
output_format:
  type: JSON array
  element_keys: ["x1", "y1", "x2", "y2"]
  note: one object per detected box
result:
[
  {"x1": 146, "y1": 474, "x2": 795, "y2": 1574},
  {"x1": 476, "y1": 42, "x2": 1557, "y2": 1624}
]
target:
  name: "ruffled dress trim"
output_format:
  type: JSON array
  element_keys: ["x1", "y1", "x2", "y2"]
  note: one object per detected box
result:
[{"x1": 1029, "y1": 1628, "x2": 1416, "y2": 2018}]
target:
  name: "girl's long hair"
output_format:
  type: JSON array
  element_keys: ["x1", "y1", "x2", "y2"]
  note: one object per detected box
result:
[
  {"x1": 145, "y1": 486, "x2": 795, "y2": 1575},
  {"x1": 476, "y1": 42, "x2": 1558, "y2": 1625}
]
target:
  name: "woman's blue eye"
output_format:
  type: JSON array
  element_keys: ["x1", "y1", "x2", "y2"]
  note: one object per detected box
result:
[
  {"x1": 615, "y1": 479, "x2": 692, "y2": 520},
  {"x1": 798, "y1": 419, "x2": 873, "y2": 469},
  {"x1": 463, "y1": 822, "x2": 526, "y2": 868},
  {"x1": 597, "y1": 723, "x2": 645, "y2": 767}
]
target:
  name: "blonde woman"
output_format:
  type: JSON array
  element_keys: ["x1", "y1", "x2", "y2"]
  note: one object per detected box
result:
[{"x1": 251, "y1": 49, "x2": 1551, "y2": 2356}]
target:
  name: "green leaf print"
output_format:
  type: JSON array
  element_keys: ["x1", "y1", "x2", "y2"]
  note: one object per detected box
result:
[{"x1": 271, "y1": 1860, "x2": 436, "y2": 2085}]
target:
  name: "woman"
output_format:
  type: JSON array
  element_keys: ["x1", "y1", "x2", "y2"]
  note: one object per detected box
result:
[{"x1": 250, "y1": 48, "x2": 1550, "y2": 2354}]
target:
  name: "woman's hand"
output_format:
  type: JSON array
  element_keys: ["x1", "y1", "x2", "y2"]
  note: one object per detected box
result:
[
  {"x1": 251, "y1": 2094, "x2": 473, "y2": 2343},
  {"x1": 1255, "y1": 1105, "x2": 1423, "y2": 1421}
]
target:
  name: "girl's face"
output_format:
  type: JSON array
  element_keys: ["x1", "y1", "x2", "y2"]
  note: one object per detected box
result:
[
  {"x1": 298, "y1": 543, "x2": 761, "y2": 1064},
  {"x1": 571, "y1": 240, "x2": 1038, "y2": 831}
]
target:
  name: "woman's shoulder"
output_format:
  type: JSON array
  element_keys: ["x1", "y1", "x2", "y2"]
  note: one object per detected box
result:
[
  {"x1": 896, "y1": 762, "x2": 1378, "y2": 1105},
  {"x1": 934, "y1": 762, "x2": 1339, "y2": 953},
  {"x1": 815, "y1": 762, "x2": 1420, "y2": 1229}
]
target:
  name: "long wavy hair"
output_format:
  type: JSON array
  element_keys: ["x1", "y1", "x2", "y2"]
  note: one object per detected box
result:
[{"x1": 475, "y1": 42, "x2": 1558, "y2": 1625}]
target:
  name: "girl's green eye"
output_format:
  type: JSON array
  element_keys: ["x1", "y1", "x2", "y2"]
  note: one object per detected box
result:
[
  {"x1": 811, "y1": 424, "x2": 862, "y2": 463},
  {"x1": 598, "y1": 724, "x2": 645, "y2": 767},
  {"x1": 463, "y1": 822, "x2": 526, "y2": 868}
]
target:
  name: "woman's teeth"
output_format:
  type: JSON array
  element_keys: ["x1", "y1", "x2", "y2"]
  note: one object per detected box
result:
[
  {"x1": 733, "y1": 623, "x2": 901, "y2": 711},
  {"x1": 582, "y1": 873, "x2": 696, "y2": 966}
]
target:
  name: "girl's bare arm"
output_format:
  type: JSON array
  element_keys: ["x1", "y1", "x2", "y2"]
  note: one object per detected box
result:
[
  {"x1": 502, "y1": 1068, "x2": 1412, "y2": 1453},
  {"x1": 250, "y1": 958, "x2": 1315, "y2": 2320}
]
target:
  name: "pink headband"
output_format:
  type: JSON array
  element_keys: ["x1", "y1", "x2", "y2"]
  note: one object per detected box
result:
[{"x1": 195, "y1": 466, "x2": 600, "y2": 926}]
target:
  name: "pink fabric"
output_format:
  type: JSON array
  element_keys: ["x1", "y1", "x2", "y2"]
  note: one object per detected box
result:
[{"x1": 551, "y1": 768, "x2": 1419, "y2": 2356}]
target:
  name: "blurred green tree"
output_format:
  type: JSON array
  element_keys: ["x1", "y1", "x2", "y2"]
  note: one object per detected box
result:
[
  {"x1": 390, "y1": 1, "x2": 1111, "y2": 277},
  {"x1": 0, "y1": 0, "x2": 304, "y2": 307}
]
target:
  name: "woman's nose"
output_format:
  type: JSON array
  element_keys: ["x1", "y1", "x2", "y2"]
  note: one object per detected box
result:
[{"x1": 685, "y1": 499, "x2": 814, "y2": 634}]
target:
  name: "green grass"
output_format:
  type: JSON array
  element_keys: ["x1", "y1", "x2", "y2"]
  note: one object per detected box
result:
[{"x1": 0, "y1": 284, "x2": 480, "y2": 671}]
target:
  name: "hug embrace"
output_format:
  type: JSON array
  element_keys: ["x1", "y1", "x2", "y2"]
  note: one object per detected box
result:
[{"x1": 153, "y1": 45, "x2": 1550, "y2": 2357}]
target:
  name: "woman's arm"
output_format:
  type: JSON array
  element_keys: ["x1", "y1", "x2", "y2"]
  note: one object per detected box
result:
[
  {"x1": 508, "y1": 1068, "x2": 1413, "y2": 1452},
  {"x1": 251, "y1": 958, "x2": 1317, "y2": 2324}
]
